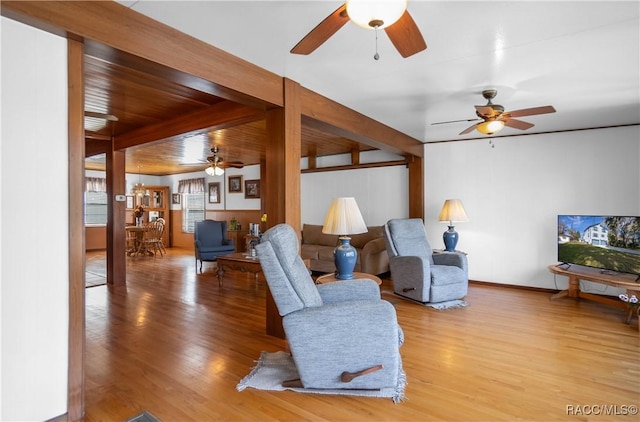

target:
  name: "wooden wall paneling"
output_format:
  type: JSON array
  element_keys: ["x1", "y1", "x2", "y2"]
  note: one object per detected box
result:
[{"x1": 67, "y1": 37, "x2": 85, "y2": 422}]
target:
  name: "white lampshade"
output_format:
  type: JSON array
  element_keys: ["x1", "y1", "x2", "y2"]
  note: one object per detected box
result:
[
  {"x1": 438, "y1": 199, "x2": 469, "y2": 224},
  {"x1": 322, "y1": 197, "x2": 368, "y2": 236},
  {"x1": 346, "y1": 0, "x2": 407, "y2": 29},
  {"x1": 205, "y1": 165, "x2": 224, "y2": 176},
  {"x1": 476, "y1": 120, "x2": 505, "y2": 135}
]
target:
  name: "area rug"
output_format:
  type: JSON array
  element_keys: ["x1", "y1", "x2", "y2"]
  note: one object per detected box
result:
[
  {"x1": 237, "y1": 351, "x2": 406, "y2": 403},
  {"x1": 125, "y1": 411, "x2": 162, "y2": 422},
  {"x1": 426, "y1": 299, "x2": 469, "y2": 310}
]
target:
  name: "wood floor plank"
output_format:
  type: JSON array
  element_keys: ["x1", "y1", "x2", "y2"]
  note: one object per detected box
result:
[{"x1": 84, "y1": 249, "x2": 639, "y2": 421}]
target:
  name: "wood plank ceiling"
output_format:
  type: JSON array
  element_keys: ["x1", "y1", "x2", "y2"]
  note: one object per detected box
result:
[{"x1": 83, "y1": 43, "x2": 376, "y2": 176}]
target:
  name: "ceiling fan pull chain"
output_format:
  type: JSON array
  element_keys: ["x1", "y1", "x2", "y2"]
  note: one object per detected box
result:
[{"x1": 374, "y1": 25, "x2": 380, "y2": 60}]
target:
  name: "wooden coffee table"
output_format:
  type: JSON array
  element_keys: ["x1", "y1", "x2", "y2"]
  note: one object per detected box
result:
[
  {"x1": 215, "y1": 252, "x2": 285, "y2": 338},
  {"x1": 315, "y1": 271, "x2": 382, "y2": 286},
  {"x1": 216, "y1": 252, "x2": 262, "y2": 287}
]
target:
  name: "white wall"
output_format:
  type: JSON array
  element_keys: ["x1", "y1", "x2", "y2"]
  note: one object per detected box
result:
[
  {"x1": 301, "y1": 150, "x2": 408, "y2": 226},
  {"x1": 163, "y1": 164, "x2": 261, "y2": 211},
  {"x1": 1, "y1": 17, "x2": 69, "y2": 421},
  {"x1": 425, "y1": 126, "x2": 640, "y2": 293}
]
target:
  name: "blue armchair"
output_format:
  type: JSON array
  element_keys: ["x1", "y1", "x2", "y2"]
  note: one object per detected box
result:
[
  {"x1": 194, "y1": 220, "x2": 235, "y2": 273},
  {"x1": 256, "y1": 224, "x2": 405, "y2": 400},
  {"x1": 383, "y1": 218, "x2": 468, "y2": 304}
]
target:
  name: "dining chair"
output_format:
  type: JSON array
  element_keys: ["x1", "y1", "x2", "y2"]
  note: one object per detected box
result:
[
  {"x1": 125, "y1": 227, "x2": 138, "y2": 255},
  {"x1": 142, "y1": 220, "x2": 165, "y2": 257}
]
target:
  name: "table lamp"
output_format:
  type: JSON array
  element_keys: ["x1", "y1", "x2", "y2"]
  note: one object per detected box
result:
[
  {"x1": 322, "y1": 197, "x2": 368, "y2": 280},
  {"x1": 438, "y1": 199, "x2": 469, "y2": 252}
]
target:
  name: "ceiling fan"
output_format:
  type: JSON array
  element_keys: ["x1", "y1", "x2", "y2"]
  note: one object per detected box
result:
[
  {"x1": 290, "y1": 1, "x2": 426, "y2": 58},
  {"x1": 432, "y1": 90, "x2": 556, "y2": 136},
  {"x1": 204, "y1": 146, "x2": 244, "y2": 176}
]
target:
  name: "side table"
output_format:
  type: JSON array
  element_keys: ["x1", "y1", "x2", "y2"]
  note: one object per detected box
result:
[{"x1": 315, "y1": 271, "x2": 382, "y2": 286}]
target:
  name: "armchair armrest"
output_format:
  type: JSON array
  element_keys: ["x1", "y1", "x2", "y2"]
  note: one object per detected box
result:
[
  {"x1": 223, "y1": 238, "x2": 234, "y2": 247},
  {"x1": 389, "y1": 255, "x2": 427, "y2": 279},
  {"x1": 316, "y1": 279, "x2": 380, "y2": 304},
  {"x1": 433, "y1": 252, "x2": 467, "y2": 274},
  {"x1": 283, "y1": 300, "x2": 400, "y2": 389}
]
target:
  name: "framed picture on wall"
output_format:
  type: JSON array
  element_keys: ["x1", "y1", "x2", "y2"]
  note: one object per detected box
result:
[
  {"x1": 172, "y1": 193, "x2": 181, "y2": 205},
  {"x1": 244, "y1": 179, "x2": 260, "y2": 199},
  {"x1": 228, "y1": 175, "x2": 243, "y2": 193},
  {"x1": 126, "y1": 195, "x2": 134, "y2": 209},
  {"x1": 208, "y1": 182, "x2": 221, "y2": 203}
]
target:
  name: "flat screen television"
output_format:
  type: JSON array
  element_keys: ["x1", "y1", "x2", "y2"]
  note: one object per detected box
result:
[{"x1": 557, "y1": 215, "x2": 640, "y2": 277}]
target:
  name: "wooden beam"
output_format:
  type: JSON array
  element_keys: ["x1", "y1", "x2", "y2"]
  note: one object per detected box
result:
[
  {"x1": 67, "y1": 37, "x2": 85, "y2": 422},
  {"x1": 407, "y1": 154, "x2": 424, "y2": 220},
  {"x1": 114, "y1": 101, "x2": 264, "y2": 150},
  {"x1": 1, "y1": 1, "x2": 283, "y2": 107},
  {"x1": 301, "y1": 159, "x2": 407, "y2": 174},
  {"x1": 301, "y1": 87, "x2": 424, "y2": 158},
  {"x1": 264, "y1": 78, "x2": 301, "y2": 339},
  {"x1": 105, "y1": 148, "x2": 127, "y2": 286},
  {"x1": 351, "y1": 148, "x2": 360, "y2": 165},
  {"x1": 85, "y1": 139, "x2": 110, "y2": 157}
]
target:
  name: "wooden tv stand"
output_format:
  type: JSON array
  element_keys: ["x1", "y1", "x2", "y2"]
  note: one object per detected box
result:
[{"x1": 548, "y1": 264, "x2": 640, "y2": 310}]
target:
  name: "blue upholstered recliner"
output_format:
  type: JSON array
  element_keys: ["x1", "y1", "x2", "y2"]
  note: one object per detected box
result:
[
  {"x1": 383, "y1": 218, "x2": 468, "y2": 304},
  {"x1": 194, "y1": 220, "x2": 235, "y2": 272},
  {"x1": 256, "y1": 224, "x2": 405, "y2": 401}
]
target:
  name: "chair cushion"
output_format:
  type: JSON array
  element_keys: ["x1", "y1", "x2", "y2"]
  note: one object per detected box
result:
[
  {"x1": 198, "y1": 245, "x2": 235, "y2": 253},
  {"x1": 256, "y1": 241, "x2": 305, "y2": 316},
  {"x1": 430, "y1": 265, "x2": 466, "y2": 285},
  {"x1": 195, "y1": 220, "x2": 225, "y2": 247},
  {"x1": 261, "y1": 224, "x2": 323, "y2": 308},
  {"x1": 386, "y1": 218, "x2": 434, "y2": 265}
]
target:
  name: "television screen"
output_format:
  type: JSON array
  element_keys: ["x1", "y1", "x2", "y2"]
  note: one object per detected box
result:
[{"x1": 557, "y1": 215, "x2": 640, "y2": 276}]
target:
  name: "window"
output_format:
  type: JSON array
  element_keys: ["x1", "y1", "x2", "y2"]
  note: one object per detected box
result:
[
  {"x1": 84, "y1": 177, "x2": 107, "y2": 224},
  {"x1": 85, "y1": 191, "x2": 108, "y2": 224},
  {"x1": 182, "y1": 192, "x2": 205, "y2": 233}
]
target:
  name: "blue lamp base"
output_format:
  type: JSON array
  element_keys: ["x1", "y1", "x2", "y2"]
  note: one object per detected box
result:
[
  {"x1": 334, "y1": 237, "x2": 358, "y2": 280},
  {"x1": 443, "y1": 226, "x2": 459, "y2": 252}
]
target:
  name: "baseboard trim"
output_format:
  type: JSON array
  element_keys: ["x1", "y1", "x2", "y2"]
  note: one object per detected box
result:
[{"x1": 469, "y1": 279, "x2": 559, "y2": 294}]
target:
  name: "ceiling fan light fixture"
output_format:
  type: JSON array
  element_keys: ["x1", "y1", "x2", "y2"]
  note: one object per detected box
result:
[
  {"x1": 477, "y1": 120, "x2": 505, "y2": 135},
  {"x1": 346, "y1": 0, "x2": 407, "y2": 29},
  {"x1": 205, "y1": 165, "x2": 224, "y2": 176}
]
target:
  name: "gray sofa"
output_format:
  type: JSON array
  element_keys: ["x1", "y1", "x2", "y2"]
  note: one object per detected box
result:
[{"x1": 300, "y1": 223, "x2": 390, "y2": 275}]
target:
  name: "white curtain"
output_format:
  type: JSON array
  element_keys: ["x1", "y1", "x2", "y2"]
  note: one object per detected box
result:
[
  {"x1": 85, "y1": 177, "x2": 106, "y2": 192},
  {"x1": 178, "y1": 177, "x2": 205, "y2": 193}
]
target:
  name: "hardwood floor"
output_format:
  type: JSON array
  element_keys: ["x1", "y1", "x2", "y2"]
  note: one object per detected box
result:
[{"x1": 84, "y1": 249, "x2": 639, "y2": 421}]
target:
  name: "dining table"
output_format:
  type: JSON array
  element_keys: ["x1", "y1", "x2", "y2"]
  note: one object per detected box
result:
[{"x1": 125, "y1": 225, "x2": 153, "y2": 256}]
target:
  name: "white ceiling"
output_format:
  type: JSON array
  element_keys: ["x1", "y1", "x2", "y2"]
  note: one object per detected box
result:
[{"x1": 121, "y1": 0, "x2": 639, "y2": 144}]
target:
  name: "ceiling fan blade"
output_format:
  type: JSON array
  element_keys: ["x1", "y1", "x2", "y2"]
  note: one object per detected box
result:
[
  {"x1": 432, "y1": 118, "x2": 480, "y2": 125},
  {"x1": 459, "y1": 123, "x2": 479, "y2": 135},
  {"x1": 219, "y1": 162, "x2": 244, "y2": 169},
  {"x1": 384, "y1": 10, "x2": 427, "y2": 58},
  {"x1": 475, "y1": 105, "x2": 500, "y2": 118},
  {"x1": 505, "y1": 105, "x2": 556, "y2": 118},
  {"x1": 504, "y1": 118, "x2": 534, "y2": 130},
  {"x1": 290, "y1": 4, "x2": 349, "y2": 55}
]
